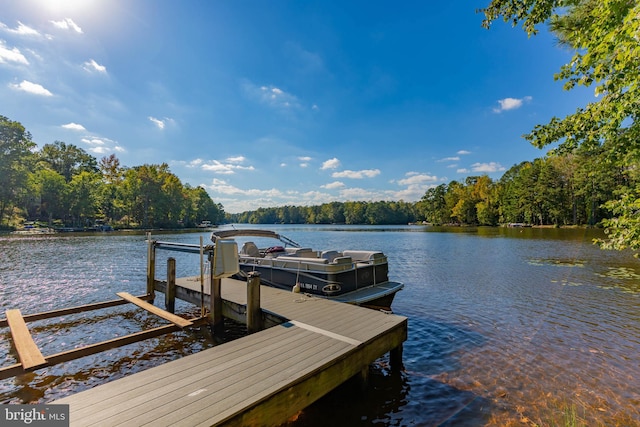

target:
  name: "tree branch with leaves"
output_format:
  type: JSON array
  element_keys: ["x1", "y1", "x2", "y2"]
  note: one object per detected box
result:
[{"x1": 481, "y1": 0, "x2": 640, "y2": 255}]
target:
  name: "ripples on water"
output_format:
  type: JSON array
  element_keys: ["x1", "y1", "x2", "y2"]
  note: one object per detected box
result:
[{"x1": 1, "y1": 227, "x2": 639, "y2": 426}]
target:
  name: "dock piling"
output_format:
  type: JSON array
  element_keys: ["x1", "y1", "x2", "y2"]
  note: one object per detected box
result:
[
  {"x1": 208, "y1": 253, "x2": 224, "y2": 335},
  {"x1": 390, "y1": 344, "x2": 404, "y2": 372},
  {"x1": 165, "y1": 257, "x2": 176, "y2": 313},
  {"x1": 146, "y1": 233, "x2": 156, "y2": 303},
  {"x1": 247, "y1": 272, "x2": 262, "y2": 333}
]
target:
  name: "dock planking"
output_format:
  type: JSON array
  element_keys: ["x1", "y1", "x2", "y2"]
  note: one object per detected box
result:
[
  {"x1": 54, "y1": 277, "x2": 407, "y2": 426},
  {"x1": 116, "y1": 291, "x2": 193, "y2": 328},
  {"x1": 5, "y1": 309, "x2": 46, "y2": 370}
]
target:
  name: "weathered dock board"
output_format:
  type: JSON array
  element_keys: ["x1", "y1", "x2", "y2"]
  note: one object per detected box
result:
[
  {"x1": 54, "y1": 278, "x2": 407, "y2": 426},
  {"x1": 5, "y1": 309, "x2": 46, "y2": 370},
  {"x1": 116, "y1": 292, "x2": 193, "y2": 328}
]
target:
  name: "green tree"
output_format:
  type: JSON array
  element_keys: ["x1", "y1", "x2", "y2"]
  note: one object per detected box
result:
[
  {"x1": 481, "y1": 0, "x2": 640, "y2": 252},
  {"x1": 0, "y1": 116, "x2": 36, "y2": 225},
  {"x1": 39, "y1": 141, "x2": 98, "y2": 182},
  {"x1": 29, "y1": 169, "x2": 68, "y2": 224},
  {"x1": 68, "y1": 171, "x2": 101, "y2": 226},
  {"x1": 472, "y1": 175, "x2": 498, "y2": 225},
  {"x1": 418, "y1": 184, "x2": 448, "y2": 224},
  {"x1": 343, "y1": 201, "x2": 367, "y2": 224}
]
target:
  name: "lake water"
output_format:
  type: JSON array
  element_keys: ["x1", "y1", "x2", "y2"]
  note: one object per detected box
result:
[{"x1": 1, "y1": 225, "x2": 639, "y2": 426}]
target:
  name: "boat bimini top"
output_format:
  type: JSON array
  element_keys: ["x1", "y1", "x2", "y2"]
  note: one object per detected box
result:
[{"x1": 211, "y1": 229, "x2": 301, "y2": 248}]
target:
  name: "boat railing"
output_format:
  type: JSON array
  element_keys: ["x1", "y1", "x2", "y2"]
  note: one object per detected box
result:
[
  {"x1": 153, "y1": 241, "x2": 215, "y2": 255},
  {"x1": 240, "y1": 255, "x2": 355, "y2": 272}
]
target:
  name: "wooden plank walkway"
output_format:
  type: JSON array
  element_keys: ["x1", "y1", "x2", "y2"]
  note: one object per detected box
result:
[{"x1": 54, "y1": 278, "x2": 407, "y2": 426}]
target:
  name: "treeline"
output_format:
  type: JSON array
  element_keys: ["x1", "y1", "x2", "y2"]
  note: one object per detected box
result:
[
  {"x1": 419, "y1": 150, "x2": 625, "y2": 226},
  {"x1": 1, "y1": 115, "x2": 224, "y2": 229},
  {"x1": 226, "y1": 201, "x2": 418, "y2": 225},
  {"x1": 3, "y1": 115, "x2": 633, "y2": 230},
  {"x1": 228, "y1": 148, "x2": 631, "y2": 227}
]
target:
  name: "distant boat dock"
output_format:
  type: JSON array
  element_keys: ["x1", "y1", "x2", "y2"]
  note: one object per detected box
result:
[{"x1": 3, "y1": 237, "x2": 407, "y2": 426}]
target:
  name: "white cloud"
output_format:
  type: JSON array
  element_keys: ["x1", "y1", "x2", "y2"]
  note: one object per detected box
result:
[
  {"x1": 201, "y1": 159, "x2": 255, "y2": 174},
  {"x1": 149, "y1": 117, "x2": 165, "y2": 129},
  {"x1": 321, "y1": 181, "x2": 345, "y2": 189},
  {"x1": 298, "y1": 156, "x2": 312, "y2": 162},
  {"x1": 62, "y1": 122, "x2": 86, "y2": 131},
  {"x1": 0, "y1": 41, "x2": 28, "y2": 64},
  {"x1": 149, "y1": 116, "x2": 175, "y2": 130},
  {"x1": 457, "y1": 168, "x2": 470, "y2": 174},
  {"x1": 206, "y1": 178, "x2": 285, "y2": 199},
  {"x1": 10, "y1": 80, "x2": 52, "y2": 96},
  {"x1": 227, "y1": 156, "x2": 246, "y2": 163},
  {"x1": 397, "y1": 173, "x2": 438, "y2": 186},
  {"x1": 438, "y1": 156, "x2": 459, "y2": 162},
  {"x1": 493, "y1": 96, "x2": 532, "y2": 113},
  {"x1": 1, "y1": 21, "x2": 40, "y2": 36},
  {"x1": 321, "y1": 157, "x2": 341, "y2": 170},
  {"x1": 84, "y1": 59, "x2": 106, "y2": 73},
  {"x1": 470, "y1": 162, "x2": 506, "y2": 173},
  {"x1": 51, "y1": 18, "x2": 83, "y2": 33},
  {"x1": 457, "y1": 150, "x2": 471, "y2": 155},
  {"x1": 80, "y1": 136, "x2": 123, "y2": 154},
  {"x1": 332, "y1": 169, "x2": 381, "y2": 179}
]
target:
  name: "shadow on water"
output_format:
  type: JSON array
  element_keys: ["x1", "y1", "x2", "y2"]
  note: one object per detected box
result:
[{"x1": 287, "y1": 317, "x2": 492, "y2": 427}]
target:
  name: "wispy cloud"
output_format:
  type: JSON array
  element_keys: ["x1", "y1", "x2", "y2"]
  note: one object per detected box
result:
[
  {"x1": 51, "y1": 18, "x2": 83, "y2": 33},
  {"x1": 242, "y1": 81, "x2": 300, "y2": 109},
  {"x1": 62, "y1": 122, "x2": 86, "y2": 131},
  {"x1": 493, "y1": 96, "x2": 532, "y2": 113},
  {"x1": 83, "y1": 59, "x2": 106, "y2": 73},
  {"x1": 10, "y1": 80, "x2": 52, "y2": 96},
  {"x1": 0, "y1": 41, "x2": 28, "y2": 64},
  {"x1": 148, "y1": 116, "x2": 174, "y2": 130},
  {"x1": 332, "y1": 169, "x2": 381, "y2": 179},
  {"x1": 438, "y1": 156, "x2": 460, "y2": 162},
  {"x1": 457, "y1": 150, "x2": 471, "y2": 155},
  {"x1": 149, "y1": 117, "x2": 165, "y2": 129},
  {"x1": 1, "y1": 21, "x2": 40, "y2": 36},
  {"x1": 321, "y1": 158, "x2": 341, "y2": 170}
]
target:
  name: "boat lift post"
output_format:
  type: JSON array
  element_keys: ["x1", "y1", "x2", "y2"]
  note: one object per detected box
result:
[{"x1": 149, "y1": 235, "x2": 240, "y2": 336}]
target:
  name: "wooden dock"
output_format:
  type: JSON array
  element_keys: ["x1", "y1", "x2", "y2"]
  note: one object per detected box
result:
[{"x1": 53, "y1": 277, "x2": 407, "y2": 426}]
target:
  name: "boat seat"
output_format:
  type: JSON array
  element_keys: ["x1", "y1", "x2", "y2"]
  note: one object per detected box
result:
[
  {"x1": 283, "y1": 248, "x2": 315, "y2": 257},
  {"x1": 342, "y1": 250, "x2": 385, "y2": 262},
  {"x1": 321, "y1": 250, "x2": 341, "y2": 263},
  {"x1": 240, "y1": 241, "x2": 260, "y2": 257},
  {"x1": 275, "y1": 256, "x2": 328, "y2": 264},
  {"x1": 332, "y1": 256, "x2": 353, "y2": 265}
]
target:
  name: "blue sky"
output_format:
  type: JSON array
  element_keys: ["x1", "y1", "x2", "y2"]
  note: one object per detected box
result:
[{"x1": 1, "y1": 1, "x2": 591, "y2": 213}]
